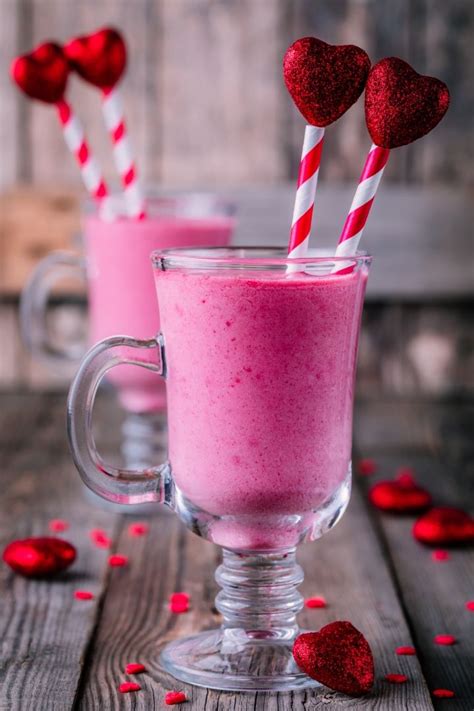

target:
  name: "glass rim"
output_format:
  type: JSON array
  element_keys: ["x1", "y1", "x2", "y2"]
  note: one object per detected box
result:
[
  {"x1": 83, "y1": 192, "x2": 237, "y2": 219},
  {"x1": 152, "y1": 246, "x2": 372, "y2": 270}
]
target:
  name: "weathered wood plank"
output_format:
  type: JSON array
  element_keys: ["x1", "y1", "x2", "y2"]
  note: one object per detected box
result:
[
  {"x1": 355, "y1": 399, "x2": 474, "y2": 708},
  {"x1": 159, "y1": 0, "x2": 288, "y2": 186},
  {"x1": 0, "y1": 393, "x2": 119, "y2": 711}
]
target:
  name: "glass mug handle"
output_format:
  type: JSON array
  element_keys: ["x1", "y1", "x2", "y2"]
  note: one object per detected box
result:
[
  {"x1": 20, "y1": 250, "x2": 87, "y2": 366},
  {"x1": 67, "y1": 335, "x2": 170, "y2": 505}
]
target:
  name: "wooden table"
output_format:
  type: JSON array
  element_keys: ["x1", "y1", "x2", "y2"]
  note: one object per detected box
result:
[{"x1": 0, "y1": 391, "x2": 472, "y2": 710}]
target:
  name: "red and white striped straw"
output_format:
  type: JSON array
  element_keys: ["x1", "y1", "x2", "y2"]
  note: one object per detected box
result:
[
  {"x1": 56, "y1": 98, "x2": 113, "y2": 219},
  {"x1": 102, "y1": 86, "x2": 146, "y2": 220},
  {"x1": 336, "y1": 143, "x2": 390, "y2": 257},
  {"x1": 287, "y1": 125, "x2": 324, "y2": 264}
]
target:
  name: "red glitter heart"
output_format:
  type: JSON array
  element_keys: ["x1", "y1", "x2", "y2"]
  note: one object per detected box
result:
[
  {"x1": 365, "y1": 57, "x2": 450, "y2": 148},
  {"x1": 368, "y1": 477, "x2": 432, "y2": 513},
  {"x1": 165, "y1": 691, "x2": 187, "y2": 705},
  {"x1": 293, "y1": 621, "x2": 374, "y2": 696},
  {"x1": 65, "y1": 27, "x2": 126, "y2": 89},
  {"x1": 3, "y1": 537, "x2": 76, "y2": 577},
  {"x1": 283, "y1": 37, "x2": 370, "y2": 126},
  {"x1": 413, "y1": 507, "x2": 474, "y2": 546},
  {"x1": 11, "y1": 42, "x2": 69, "y2": 104}
]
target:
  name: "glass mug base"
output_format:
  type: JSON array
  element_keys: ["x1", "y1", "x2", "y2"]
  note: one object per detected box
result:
[{"x1": 160, "y1": 629, "x2": 319, "y2": 692}]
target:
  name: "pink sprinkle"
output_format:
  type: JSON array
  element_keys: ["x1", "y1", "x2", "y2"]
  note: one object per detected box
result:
[
  {"x1": 165, "y1": 691, "x2": 187, "y2": 705},
  {"x1": 466, "y1": 600, "x2": 474, "y2": 611},
  {"x1": 90, "y1": 529, "x2": 112, "y2": 549},
  {"x1": 119, "y1": 682, "x2": 141, "y2": 693},
  {"x1": 434, "y1": 634, "x2": 456, "y2": 646},
  {"x1": 433, "y1": 689, "x2": 455, "y2": 698},
  {"x1": 396, "y1": 646, "x2": 416, "y2": 656},
  {"x1": 49, "y1": 519, "x2": 69, "y2": 532},
  {"x1": 432, "y1": 549, "x2": 450, "y2": 561},
  {"x1": 125, "y1": 663, "x2": 146, "y2": 675},
  {"x1": 169, "y1": 592, "x2": 190, "y2": 614},
  {"x1": 357, "y1": 458, "x2": 376, "y2": 476},
  {"x1": 385, "y1": 673, "x2": 408, "y2": 683},
  {"x1": 74, "y1": 590, "x2": 94, "y2": 600},
  {"x1": 304, "y1": 596, "x2": 326, "y2": 609},
  {"x1": 128, "y1": 522, "x2": 149, "y2": 537},
  {"x1": 109, "y1": 554, "x2": 128, "y2": 567}
]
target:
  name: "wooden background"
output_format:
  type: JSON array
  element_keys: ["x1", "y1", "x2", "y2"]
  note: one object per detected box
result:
[{"x1": 0, "y1": 0, "x2": 473, "y2": 191}]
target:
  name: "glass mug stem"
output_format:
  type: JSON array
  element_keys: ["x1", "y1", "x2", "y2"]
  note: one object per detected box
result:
[
  {"x1": 67, "y1": 334, "x2": 171, "y2": 505},
  {"x1": 20, "y1": 250, "x2": 86, "y2": 367}
]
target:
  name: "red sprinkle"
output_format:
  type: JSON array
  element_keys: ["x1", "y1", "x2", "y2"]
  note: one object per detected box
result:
[
  {"x1": 128, "y1": 522, "x2": 149, "y2": 537},
  {"x1": 396, "y1": 646, "x2": 416, "y2": 656},
  {"x1": 49, "y1": 519, "x2": 69, "y2": 532},
  {"x1": 433, "y1": 689, "x2": 455, "y2": 698},
  {"x1": 305, "y1": 596, "x2": 327, "y2": 609},
  {"x1": 432, "y1": 549, "x2": 450, "y2": 561},
  {"x1": 357, "y1": 458, "x2": 377, "y2": 476},
  {"x1": 165, "y1": 691, "x2": 187, "y2": 705},
  {"x1": 90, "y1": 529, "x2": 112, "y2": 549},
  {"x1": 125, "y1": 663, "x2": 146, "y2": 675},
  {"x1": 434, "y1": 634, "x2": 456, "y2": 646},
  {"x1": 385, "y1": 673, "x2": 408, "y2": 683},
  {"x1": 74, "y1": 590, "x2": 94, "y2": 600},
  {"x1": 466, "y1": 601, "x2": 474, "y2": 611},
  {"x1": 396, "y1": 466, "x2": 415, "y2": 485},
  {"x1": 170, "y1": 592, "x2": 190, "y2": 613},
  {"x1": 109, "y1": 554, "x2": 128, "y2": 567},
  {"x1": 119, "y1": 682, "x2": 141, "y2": 693}
]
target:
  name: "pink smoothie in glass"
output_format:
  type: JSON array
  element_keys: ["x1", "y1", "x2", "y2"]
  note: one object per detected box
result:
[
  {"x1": 155, "y1": 264, "x2": 368, "y2": 545},
  {"x1": 84, "y1": 207, "x2": 234, "y2": 412}
]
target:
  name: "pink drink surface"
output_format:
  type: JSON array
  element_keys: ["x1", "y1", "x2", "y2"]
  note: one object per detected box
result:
[
  {"x1": 85, "y1": 214, "x2": 234, "y2": 412},
  {"x1": 155, "y1": 267, "x2": 368, "y2": 539}
]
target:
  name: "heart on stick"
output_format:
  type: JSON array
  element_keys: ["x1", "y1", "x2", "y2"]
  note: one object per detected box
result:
[
  {"x1": 413, "y1": 507, "x2": 474, "y2": 546},
  {"x1": 11, "y1": 42, "x2": 69, "y2": 103},
  {"x1": 365, "y1": 57, "x2": 450, "y2": 148},
  {"x1": 65, "y1": 27, "x2": 126, "y2": 89},
  {"x1": 283, "y1": 37, "x2": 371, "y2": 126},
  {"x1": 293, "y1": 621, "x2": 374, "y2": 696}
]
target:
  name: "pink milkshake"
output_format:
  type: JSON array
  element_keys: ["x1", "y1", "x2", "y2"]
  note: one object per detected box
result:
[
  {"x1": 84, "y1": 197, "x2": 235, "y2": 412},
  {"x1": 154, "y1": 249, "x2": 369, "y2": 548}
]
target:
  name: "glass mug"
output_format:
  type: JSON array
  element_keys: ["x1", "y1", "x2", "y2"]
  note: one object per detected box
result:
[
  {"x1": 21, "y1": 195, "x2": 235, "y2": 466},
  {"x1": 67, "y1": 247, "x2": 371, "y2": 691}
]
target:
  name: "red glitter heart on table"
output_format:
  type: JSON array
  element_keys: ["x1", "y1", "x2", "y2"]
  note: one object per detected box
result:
[
  {"x1": 368, "y1": 477, "x2": 432, "y2": 513},
  {"x1": 283, "y1": 37, "x2": 370, "y2": 126},
  {"x1": 413, "y1": 507, "x2": 474, "y2": 546},
  {"x1": 65, "y1": 27, "x2": 126, "y2": 89},
  {"x1": 3, "y1": 537, "x2": 76, "y2": 577},
  {"x1": 293, "y1": 621, "x2": 374, "y2": 696},
  {"x1": 11, "y1": 42, "x2": 69, "y2": 104},
  {"x1": 365, "y1": 57, "x2": 450, "y2": 148}
]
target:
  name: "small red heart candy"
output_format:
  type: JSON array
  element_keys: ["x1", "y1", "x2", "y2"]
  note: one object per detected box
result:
[
  {"x1": 283, "y1": 37, "x2": 370, "y2": 127},
  {"x1": 413, "y1": 507, "x2": 474, "y2": 546},
  {"x1": 365, "y1": 57, "x2": 450, "y2": 148},
  {"x1": 368, "y1": 477, "x2": 432, "y2": 513},
  {"x1": 11, "y1": 42, "x2": 69, "y2": 104},
  {"x1": 293, "y1": 621, "x2": 374, "y2": 696},
  {"x1": 3, "y1": 537, "x2": 76, "y2": 577},
  {"x1": 65, "y1": 27, "x2": 126, "y2": 89}
]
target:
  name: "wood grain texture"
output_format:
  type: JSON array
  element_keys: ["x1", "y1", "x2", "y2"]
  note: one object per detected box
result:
[{"x1": 2, "y1": 0, "x2": 471, "y2": 188}]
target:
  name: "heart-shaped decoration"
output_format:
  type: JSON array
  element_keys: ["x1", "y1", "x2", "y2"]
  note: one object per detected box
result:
[
  {"x1": 368, "y1": 477, "x2": 432, "y2": 513},
  {"x1": 3, "y1": 537, "x2": 76, "y2": 577},
  {"x1": 283, "y1": 37, "x2": 370, "y2": 127},
  {"x1": 365, "y1": 57, "x2": 450, "y2": 148},
  {"x1": 413, "y1": 507, "x2": 474, "y2": 546},
  {"x1": 11, "y1": 42, "x2": 68, "y2": 103},
  {"x1": 294, "y1": 621, "x2": 374, "y2": 696},
  {"x1": 65, "y1": 27, "x2": 126, "y2": 89}
]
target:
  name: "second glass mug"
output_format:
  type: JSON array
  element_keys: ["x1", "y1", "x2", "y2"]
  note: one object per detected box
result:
[
  {"x1": 67, "y1": 247, "x2": 371, "y2": 691},
  {"x1": 21, "y1": 195, "x2": 235, "y2": 466}
]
